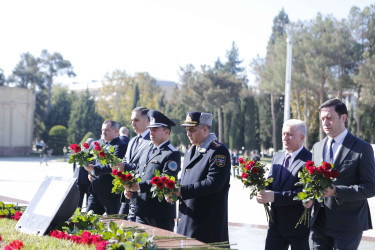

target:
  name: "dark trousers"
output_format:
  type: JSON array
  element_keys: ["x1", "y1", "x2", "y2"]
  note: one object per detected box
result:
[
  {"x1": 77, "y1": 183, "x2": 90, "y2": 208},
  {"x1": 136, "y1": 216, "x2": 174, "y2": 232},
  {"x1": 265, "y1": 225, "x2": 309, "y2": 250},
  {"x1": 86, "y1": 193, "x2": 121, "y2": 215},
  {"x1": 309, "y1": 210, "x2": 362, "y2": 250}
]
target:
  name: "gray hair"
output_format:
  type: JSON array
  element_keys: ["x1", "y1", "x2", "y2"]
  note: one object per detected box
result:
[
  {"x1": 283, "y1": 119, "x2": 306, "y2": 136},
  {"x1": 103, "y1": 120, "x2": 119, "y2": 131}
]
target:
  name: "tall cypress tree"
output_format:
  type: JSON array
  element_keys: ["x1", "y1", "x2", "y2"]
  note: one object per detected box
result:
[{"x1": 67, "y1": 89, "x2": 104, "y2": 144}]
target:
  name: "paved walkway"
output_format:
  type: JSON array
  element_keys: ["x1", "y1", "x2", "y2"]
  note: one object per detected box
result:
[{"x1": 1, "y1": 156, "x2": 375, "y2": 249}]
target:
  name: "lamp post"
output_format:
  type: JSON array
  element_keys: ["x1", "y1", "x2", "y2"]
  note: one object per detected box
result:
[{"x1": 283, "y1": 23, "x2": 295, "y2": 124}]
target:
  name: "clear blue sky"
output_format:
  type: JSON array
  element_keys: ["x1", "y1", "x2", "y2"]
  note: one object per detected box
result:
[{"x1": 0, "y1": 0, "x2": 373, "y2": 86}]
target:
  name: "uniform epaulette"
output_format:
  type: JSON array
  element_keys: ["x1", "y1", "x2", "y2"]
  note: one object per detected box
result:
[
  {"x1": 210, "y1": 140, "x2": 222, "y2": 148},
  {"x1": 168, "y1": 144, "x2": 178, "y2": 152}
]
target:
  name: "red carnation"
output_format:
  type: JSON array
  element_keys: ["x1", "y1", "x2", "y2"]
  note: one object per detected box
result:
[
  {"x1": 323, "y1": 170, "x2": 331, "y2": 179},
  {"x1": 151, "y1": 176, "x2": 160, "y2": 185},
  {"x1": 160, "y1": 176, "x2": 168, "y2": 183},
  {"x1": 83, "y1": 143, "x2": 90, "y2": 149},
  {"x1": 94, "y1": 141, "x2": 99, "y2": 146},
  {"x1": 156, "y1": 182, "x2": 164, "y2": 189},
  {"x1": 0, "y1": 235, "x2": 2, "y2": 241},
  {"x1": 71, "y1": 235, "x2": 81, "y2": 243},
  {"x1": 95, "y1": 145, "x2": 102, "y2": 151},
  {"x1": 166, "y1": 179, "x2": 175, "y2": 189},
  {"x1": 331, "y1": 169, "x2": 339, "y2": 178},
  {"x1": 245, "y1": 164, "x2": 251, "y2": 171},
  {"x1": 308, "y1": 167, "x2": 316, "y2": 175},
  {"x1": 120, "y1": 174, "x2": 127, "y2": 181},
  {"x1": 251, "y1": 167, "x2": 259, "y2": 174},
  {"x1": 249, "y1": 161, "x2": 256, "y2": 167},
  {"x1": 126, "y1": 174, "x2": 133, "y2": 181},
  {"x1": 99, "y1": 151, "x2": 105, "y2": 157},
  {"x1": 96, "y1": 240, "x2": 108, "y2": 250},
  {"x1": 14, "y1": 211, "x2": 22, "y2": 221},
  {"x1": 317, "y1": 166, "x2": 324, "y2": 174},
  {"x1": 322, "y1": 162, "x2": 332, "y2": 170},
  {"x1": 305, "y1": 160, "x2": 314, "y2": 169},
  {"x1": 8, "y1": 240, "x2": 24, "y2": 249},
  {"x1": 241, "y1": 172, "x2": 248, "y2": 179},
  {"x1": 238, "y1": 158, "x2": 245, "y2": 164},
  {"x1": 69, "y1": 144, "x2": 75, "y2": 150},
  {"x1": 112, "y1": 169, "x2": 118, "y2": 175}
]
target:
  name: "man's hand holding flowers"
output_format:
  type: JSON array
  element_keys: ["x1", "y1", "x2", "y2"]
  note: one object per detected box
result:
[{"x1": 257, "y1": 190, "x2": 274, "y2": 203}]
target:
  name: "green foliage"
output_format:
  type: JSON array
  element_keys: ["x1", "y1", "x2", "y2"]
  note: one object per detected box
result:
[
  {"x1": 48, "y1": 125, "x2": 68, "y2": 155},
  {"x1": 45, "y1": 85, "x2": 74, "y2": 133},
  {"x1": 68, "y1": 89, "x2": 104, "y2": 144},
  {"x1": 81, "y1": 131, "x2": 96, "y2": 144}
]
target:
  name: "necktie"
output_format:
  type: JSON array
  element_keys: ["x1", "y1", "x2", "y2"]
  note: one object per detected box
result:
[
  {"x1": 147, "y1": 146, "x2": 157, "y2": 161},
  {"x1": 281, "y1": 154, "x2": 291, "y2": 181},
  {"x1": 329, "y1": 139, "x2": 335, "y2": 163},
  {"x1": 131, "y1": 135, "x2": 141, "y2": 156}
]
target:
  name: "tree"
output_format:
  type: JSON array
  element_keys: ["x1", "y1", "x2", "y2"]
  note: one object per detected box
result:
[
  {"x1": 48, "y1": 125, "x2": 68, "y2": 155},
  {"x1": 0, "y1": 68, "x2": 6, "y2": 86},
  {"x1": 68, "y1": 89, "x2": 104, "y2": 144},
  {"x1": 45, "y1": 85, "x2": 75, "y2": 133},
  {"x1": 132, "y1": 83, "x2": 140, "y2": 109},
  {"x1": 38, "y1": 49, "x2": 76, "y2": 115}
]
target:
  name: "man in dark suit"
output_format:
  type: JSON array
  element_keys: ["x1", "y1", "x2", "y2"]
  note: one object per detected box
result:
[
  {"x1": 116, "y1": 107, "x2": 150, "y2": 220},
  {"x1": 257, "y1": 119, "x2": 311, "y2": 250},
  {"x1": 125, "y1": 110, "x2": 181, "y2": 231},
  {"x1": 84, "y1": 120, "x2": 127, "y2": 215},
  {"x1": 304, "y1": 98, "x2": 375, "y2": 250},
  {"x1": 166, "y1": 111, "x2": 231, "y2": 244},
  {"x1": 119, "y1": 126, "x2": 130, "y2": 152}
]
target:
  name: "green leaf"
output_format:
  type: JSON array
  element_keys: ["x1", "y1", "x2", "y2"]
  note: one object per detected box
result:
[{"x1": 297, "y1": 192, "x2": 307, "y2": 200}]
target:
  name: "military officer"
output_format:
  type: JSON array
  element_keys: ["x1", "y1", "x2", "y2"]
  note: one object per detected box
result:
[
  {"x1": 166, "y1": 111, "x2": 231, "y2": 244},
  {"x1": 125, "y1": 110, "x2": 181, "y2": 231}
]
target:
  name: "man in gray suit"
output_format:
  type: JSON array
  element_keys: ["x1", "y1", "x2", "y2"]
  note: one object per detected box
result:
[
  {"x1": 304, "y1": 98, "x2": 375, "y2": 250},
  {"x1": 116, "y1": 107, "x2": 150, "y2": 220}
]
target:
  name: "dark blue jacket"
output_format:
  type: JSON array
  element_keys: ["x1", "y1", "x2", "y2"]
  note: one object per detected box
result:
[
  {"x1": 135, "y1": 141, "x2": 181, "y2": 220},
  {"x1": 177, "y1": 135, "x2": 230, "y2": 244},
  {"x1": 90, "y1": 137, "x2": 127, "y2": 199},
  {"x1": 266, "y1": 147, "x2": 311, "y2": 237}
]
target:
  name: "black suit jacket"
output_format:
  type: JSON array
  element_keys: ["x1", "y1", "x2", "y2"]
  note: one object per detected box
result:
[
  {"x1": 119, "y1": 135, "x2": 130, "y2": 153},
  {"x1": 177, "y1": 138, "x2": 231, "y2": 244},
  {"x1": 135, "y1": 141, "x2": 181, "y2": 220},
  {"x1": 90, "y1": 137, "x2": 127, "y2": 199},
  {"x1": 311, "y1": 132, "x2": 375, "y2": 232},
  {"x1": 267, "y1": 147, "x2": 311, "y2": 237}
]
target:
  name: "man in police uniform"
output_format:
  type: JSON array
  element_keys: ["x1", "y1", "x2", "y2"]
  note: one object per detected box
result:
[
  {"x1": 166, "y1": 111, "x2": 231, "y2": 244},
  {"x1": 125, "y1": 110, "x2": 181, "y2": 231}
]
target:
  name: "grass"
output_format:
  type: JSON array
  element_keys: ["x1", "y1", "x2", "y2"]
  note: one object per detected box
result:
[{"x1": 0, "y1": 219, "x2": 94, "y2": 249}]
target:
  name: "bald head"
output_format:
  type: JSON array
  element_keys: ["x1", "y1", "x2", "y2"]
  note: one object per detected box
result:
[{"x1": 119, "y1": 126, "x2": 129, "y2": 136}]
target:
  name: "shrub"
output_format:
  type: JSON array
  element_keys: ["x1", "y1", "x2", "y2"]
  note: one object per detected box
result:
[
  {"x1": 48, "y1": 125, "x2": 68, "y2": 155},
  {"x1": 81, "y1": 131, "x2": 96, "y2": 144}
]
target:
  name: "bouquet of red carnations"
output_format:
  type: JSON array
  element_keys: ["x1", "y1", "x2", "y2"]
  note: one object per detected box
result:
[
  {"x1": 293, "y1": 160, "x2": 338, "y2": 228},
  {"x1": 90, "y1": 141, "x2": 122, "y2": 166},
  {"x1": 236, "y1": 158, "x2": 274, "y2": 223},
  {"x1": 68, "y1": 143, "x2": 92, "y2": 167},
  {"x1": 111, "y1": 169, "x2": 141, "y2": 194},
  {"x1": 150, "y1": 170, "x2": 181, "y2": 204}
]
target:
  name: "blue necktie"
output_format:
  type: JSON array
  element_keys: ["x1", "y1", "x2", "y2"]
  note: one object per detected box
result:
[{"x1": 329, "y1": 139, "x2": 335, "y2": 163}]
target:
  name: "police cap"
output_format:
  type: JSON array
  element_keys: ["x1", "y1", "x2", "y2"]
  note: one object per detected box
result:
[{"x1": 147, "y1": 110, "x2": 176, "y2": 129}]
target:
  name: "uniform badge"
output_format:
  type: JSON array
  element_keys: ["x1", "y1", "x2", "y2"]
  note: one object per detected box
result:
[
  {"x1": 216, "y1": 155, "x2": 226, "y2": 167},
  {"x1": 168, "y1": 161, "x2": 178, "y2": 171},
  {"x1": 186, "y1": 114, "x2": 193, "y2": 122}
]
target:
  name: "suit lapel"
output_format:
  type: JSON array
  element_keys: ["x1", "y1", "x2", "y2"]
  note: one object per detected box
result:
[
  {"x1": 334, "y1": 132, "x2": 355, "y2": 170},
  {"x1": 314, "y1": 138, "x2": 328, "y2": 164},
  {"x1": 181, "y1": 146, "x2": 203, "y2": 181},
  {"x1": 273, "y1": 153, "x2": 284, "y2": 188}
]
